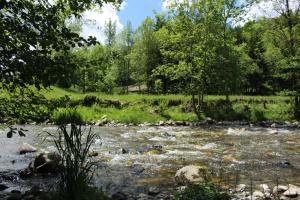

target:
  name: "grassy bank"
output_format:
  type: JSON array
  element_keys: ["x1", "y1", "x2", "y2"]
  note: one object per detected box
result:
[{"x1": 0, "y1": 87, "x2": 295, "y2": 124}]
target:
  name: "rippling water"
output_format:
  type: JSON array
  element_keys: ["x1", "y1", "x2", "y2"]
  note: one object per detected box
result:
[{"x1": 1, "y1": 125, "x2": 300, "y2": 196}]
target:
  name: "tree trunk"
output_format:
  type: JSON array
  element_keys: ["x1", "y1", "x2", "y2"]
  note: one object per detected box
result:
[
  {"x1": 192, "y1": 94, "x2": 202, "y2": 121},
  {"x1": 294, "y1": 95, "x2": 300, "y2": 120}
]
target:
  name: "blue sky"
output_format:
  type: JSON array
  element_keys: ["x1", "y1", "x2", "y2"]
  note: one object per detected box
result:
[
  {"x1": 118, "y1": 0, "x2": 163, "y2": 29},
  {"x1": 81, "y1": 0, "x2": 165, "y2": 43}
]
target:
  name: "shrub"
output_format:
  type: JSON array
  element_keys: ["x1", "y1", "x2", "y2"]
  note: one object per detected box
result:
[
  {"x1": 174, "y1": 183, "x2": 231, "y2": 200},
  {"x1": 52, "y1": 108, "x2": 83, "y2": 125},
  {"x1": 49, "y1": 110, "x2": 107, "y2": 200},
  {"x1": 82, "y1": 95, "x2": 98, "y2": 107},
  {"x1": 251, "y1": 108, "x2": 266, "y2": 122}
]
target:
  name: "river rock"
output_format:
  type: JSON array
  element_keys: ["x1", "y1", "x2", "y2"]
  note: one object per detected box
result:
[
  {"x1": 204, "y1": 117, "x2": 214, "y2": 124},
  {"x1": 144, "y1": 144, "x2": 163, "y2": 155},
  {"x1": 175, "y1": 121, "x2": 185, "y2": 126},
  {"x1": 271, "y1": 123, "x2": 277, "y2": 128},
  {"x1": 131, "y1": 164, "x2": 145, "y2": 175},
  {"x1": 19, "y1": 143, "x2": 37, "y2": 154},
  {"x1": 273, "y1": 185, "x2": 288, "y2": 194},
  {"x1": 236, "y1": 184, "x2": 246, "y2": 192},
  {"x1": 259, "y1": 184, "x2": 270, "y2": 193},
  {"x1": 158, "y1": 121, "x2": 165, "y2": 126},
  {"x1": 95, "y1": 118, "x2": 109, "y2": 126},
  {"x1": 252, "y1": 191, "x2": 264, "y2": 200},
  {"x1": 148, "y1": 186, "x2": 160, "y2": 195},
  {"x1": 283, "y1": 184, "x2": 300, "y2": 198},
  {"x1": 277, "y1": 161, "x2": 293, "y2": 168},
  {"x1": 137, "y1": 193, "x2": 154, "y2": 200},
  {"x1": 174, "y1": 165, "x2": 207, "y2": 185},
  {"x1": 292, "y1": 121, "x2": 300, "y2": 127},
  {"x1": 34, "y1": 152, "x2": 61, "y2": 173}
]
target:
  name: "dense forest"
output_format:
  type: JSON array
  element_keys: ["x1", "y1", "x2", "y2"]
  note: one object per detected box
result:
[
  {"x1": 57, "y1": 1, "x2": 300, "y2": 98},
  {"x1": 1, "y1": 0, "x2": 300, "y2": 122}
]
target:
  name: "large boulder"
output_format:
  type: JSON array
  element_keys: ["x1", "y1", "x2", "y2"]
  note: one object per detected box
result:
[
  {"x1": 174, "y1": 165, "x2": 207, "y2": 185},
  {"x1": 19, "y1": 143, "x2": 37, "y2": 154},
  {"x1": 34, "y1": 152, "x2": 61, "y2": 173}
]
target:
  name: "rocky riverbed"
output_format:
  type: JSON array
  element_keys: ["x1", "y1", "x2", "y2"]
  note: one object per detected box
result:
[{"x1": 1, "y1": 125, "x2": 300, "y2": 199}]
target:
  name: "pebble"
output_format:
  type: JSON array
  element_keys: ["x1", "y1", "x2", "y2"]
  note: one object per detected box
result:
[
  {"x1": 148, "y1": 186, "x2": 160, "y2": 195},
  {"x1": 236, "y1": 184, "x2": 246, "y2": 192},
  {"x1": 137, "y1": 193, "x2": 153, "y2": 200},
  {"x1": 252, "y1": 190, "x2": 264, "y2": 199},
  {"x1": 259, "y1": 184, "x2": 270, "y2": 193},
  {"x1": 131, "y1": 164, "x2": 145, "y2": 175}
]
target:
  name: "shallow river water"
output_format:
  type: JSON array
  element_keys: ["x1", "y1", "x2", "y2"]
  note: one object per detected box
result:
[{"x1": 1, "y1": 125, "x2": 300, "y2": 197}]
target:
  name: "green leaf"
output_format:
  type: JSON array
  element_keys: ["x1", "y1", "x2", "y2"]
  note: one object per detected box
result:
[
  {"x1": 7, "y1": 131, "x2": 13, "y2": 138},
  {"x1": 18, "y1": 131, "x2": 26, "y2": 137}
]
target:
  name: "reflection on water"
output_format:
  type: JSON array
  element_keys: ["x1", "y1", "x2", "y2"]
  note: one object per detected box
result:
[{"x1": 1, "y1": 125, "x2": 300, "y2": 195}]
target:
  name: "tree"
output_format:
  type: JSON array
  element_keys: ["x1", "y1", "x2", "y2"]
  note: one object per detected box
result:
[
  {"x1": 115, "y1": 21, "x2": 134, "y2": 93},
  {"x1": 104, "y1": 18, "x2": 117, "y2": 47},
  {"x1": 254, "y1": 0, "x2": 300, "y2": 118},
  {"x1": 216, "y1": 0, "x2": 245, "y2": 101},
  {"x1": 130, "y1": 17, "x2": 161, "y2": 93},
  {"x1": 155, "y1": 0, "x2": 227, "y2": 119},
  {"x1": 0, "y1": 0, "x2": 122, "y2": 90}
]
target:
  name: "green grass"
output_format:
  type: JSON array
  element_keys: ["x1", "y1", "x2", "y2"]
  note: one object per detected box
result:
[
  {"x1": 76, "y1": 105, "x2": 165, "y2": 124},
  {"x1": 1, "y1": 86, "x2": 295, "y2": 124}
]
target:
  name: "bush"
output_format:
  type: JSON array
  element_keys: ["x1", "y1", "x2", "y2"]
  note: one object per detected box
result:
[
  {"x1": 251, "y1": 108, "x2": 266, "y2": 122},
  {"x1": 52, "y1": 108, "x2": 83, "y2": 125},
  {"x1": 174, "y1": 183, "x2": 231, "y2": 200},
  {"x1": 82, "y1": 95, "x2": 98, "y2": 107}
]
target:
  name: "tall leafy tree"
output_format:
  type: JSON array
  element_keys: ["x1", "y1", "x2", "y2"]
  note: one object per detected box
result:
[
  {"x1": 155, "y1": 0, "x2": 226, "y2": 119},
  {"x1": 0, "y1": 0, "x2": 122, "y2": 90},
  {"x1": 131, "y1": 17, "x2": 161, "y2": 93},
  {"x1": 254, "y1": 0, "x2": 300, "y2": 118}
]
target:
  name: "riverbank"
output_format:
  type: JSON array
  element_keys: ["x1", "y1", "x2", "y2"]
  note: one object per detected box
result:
[{"x1": 0, "y1": 87, "x2": 296, "y2": 124}]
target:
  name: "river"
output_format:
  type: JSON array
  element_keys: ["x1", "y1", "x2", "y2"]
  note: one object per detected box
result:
[{"x1": 0, "y1": 125, "x2": 300, "y2": 198}]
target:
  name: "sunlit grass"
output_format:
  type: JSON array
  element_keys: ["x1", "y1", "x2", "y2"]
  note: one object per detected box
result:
[{"x1": 1, "y1": 86, "x2": 295, "y2": 123}]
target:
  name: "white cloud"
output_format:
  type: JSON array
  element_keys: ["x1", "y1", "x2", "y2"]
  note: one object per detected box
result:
[
  {"x1": 235, "y1": 0, "x2": 300, "y2": 26},
  {"x1": 163, "y1": 0, "x2": 300, "y2": 26},
  {"x1": 80, "y1": 2, "x2": 126, "y2": 44}
]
